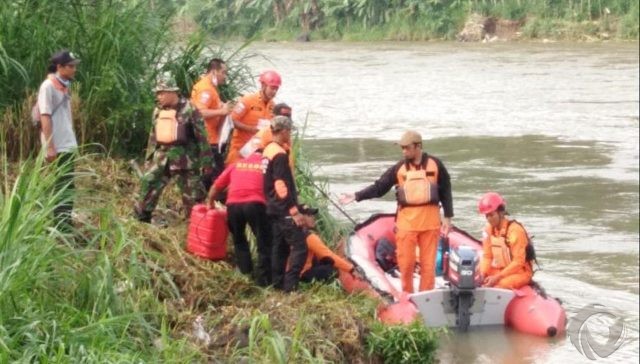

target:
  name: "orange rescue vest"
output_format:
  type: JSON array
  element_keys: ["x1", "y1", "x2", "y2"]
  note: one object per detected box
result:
[
  {"x1": 155, "y1": 109, "x2": 189, "y2": 145},
  {"x1": 489, "y1": 220, "x2": 535, "y2": 269},
  {"x1": 396, "y1": 158, "x2": 439, "y2": 206}
]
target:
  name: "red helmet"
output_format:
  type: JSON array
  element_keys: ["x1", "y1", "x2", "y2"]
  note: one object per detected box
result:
[
  {"x1": 477, "y1": 192, "x2": 506, "y2": 214},
  {"x1": 259, "y1": 70, "x2": 281, "y2": 87}
]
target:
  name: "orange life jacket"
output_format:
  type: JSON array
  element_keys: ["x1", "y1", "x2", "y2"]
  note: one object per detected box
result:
[
  {"x1": 489, "y1": 220, "x2": 535, "y2": 269},
  {"x1": 396, "y1": 157, "x2": 439, "y2": 206},
  {"x1": 155, "y1": 109, "x2": 189, "y2": 145}
]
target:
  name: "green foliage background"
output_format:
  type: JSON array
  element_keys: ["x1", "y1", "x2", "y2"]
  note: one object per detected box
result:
[{"x1": 182, "y1": 0, "x2": 639, "y2": 41}]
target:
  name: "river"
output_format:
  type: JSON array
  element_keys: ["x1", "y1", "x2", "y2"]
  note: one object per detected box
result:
[{"x1": 245, "y1": 41, "x2": 639, "y2": 363}]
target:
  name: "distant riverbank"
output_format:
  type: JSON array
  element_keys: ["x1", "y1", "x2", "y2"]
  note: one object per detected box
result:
[{"x1": 180, "y1": 0, "x2": 639, "y2": 42}]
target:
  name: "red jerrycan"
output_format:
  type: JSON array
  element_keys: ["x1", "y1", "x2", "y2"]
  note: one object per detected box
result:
[{"x1": 186, "y1": 204, "x2": 228, "y2": 260}]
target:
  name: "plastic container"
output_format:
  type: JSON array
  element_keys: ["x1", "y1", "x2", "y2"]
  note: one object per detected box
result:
[{"x1": 186, "y1": 204, "x2": 228, "y2": 260}]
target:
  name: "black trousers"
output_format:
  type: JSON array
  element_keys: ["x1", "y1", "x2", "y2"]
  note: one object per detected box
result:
[
  {"x1": 300, "y1": 261, "x2": 337, "y2": 283},
  {"x1": 270, "y1": 216, "x2": 308, "y2": 292},
  {"x1": 53, "y1": 152, "x2": 75, "y2": 233},
  {"x1": 227, "y1": 202, "x2": 272, "y2": 286},
  {"x1": 202, "y1": 144, "x2": 225, "y2": 192}
]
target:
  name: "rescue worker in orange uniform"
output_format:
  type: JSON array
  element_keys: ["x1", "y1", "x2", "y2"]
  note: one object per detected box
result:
[
  {"x1": 340, "y1": 130, "x2": 453, "y2": 293},
  {"x1": 477, "y1": 192, "x2": 534, "y2": 289},
  {"x1": 225, "y1": 70, "x2": 280, "y2": 166},
  {"x1": 262, "y1": 116, "x2": 307, "y2": 292},
  {"x1": 191, "y1": 58, "x2": 232, "y2": 190},
  {"x1": 294, "y1": 205, "x2": 364, "y2": 283}
]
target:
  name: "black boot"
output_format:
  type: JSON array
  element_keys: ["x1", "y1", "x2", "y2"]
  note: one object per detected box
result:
[{"x1": 133, "y1": 207, "x2": 152, "y2": 223}]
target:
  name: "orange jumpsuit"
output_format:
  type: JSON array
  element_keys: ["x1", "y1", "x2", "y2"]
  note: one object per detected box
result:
[
  {"x1": 225, "y1": 92, "x2": 273, "y2": 165},
  {"x1": 354, "y1": 153, "x2": 453, "y2": 293},
  {"x1": 301, "y1": 233, "x2": 354, "y2": 276},
  {"x1": 191, "y1": 75, "x2": 223, "y2": 145},
  {"x1": 480, "y1": 219, "x2": 533, "y2": 289}
]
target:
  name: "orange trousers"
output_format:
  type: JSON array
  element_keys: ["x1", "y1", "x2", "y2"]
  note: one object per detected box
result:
[
  {"x1": 483, "y1": 267, "x2": 532, "y2": 290},
  {"x1": 396, "y1": 229, "x2": 439, "y2": 293}
]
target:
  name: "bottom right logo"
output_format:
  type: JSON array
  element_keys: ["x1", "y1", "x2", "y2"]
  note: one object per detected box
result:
[{"x1": 568, "y1": 303, "x2": 628, "y2": 360}]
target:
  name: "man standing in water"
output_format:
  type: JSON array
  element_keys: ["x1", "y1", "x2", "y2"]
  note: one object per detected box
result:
[
  {"x1": 133, "y1": 74, "x2": 213, "y2": 223},
  {"x1": 225, "y1": 70, "x2": 281, "y2": 165},
  {"x1": 191, "y1": 58, "x2": 233, "y2": 190},
  {"x1": 37, "y1": 50, "x2": 80, "y2": 232},
  {"x1": 477, "y1": 192, "x2": 534, "y2": 289},
  {"x1": 340, "y1": 130, "x2": 453, "y2": 293}
]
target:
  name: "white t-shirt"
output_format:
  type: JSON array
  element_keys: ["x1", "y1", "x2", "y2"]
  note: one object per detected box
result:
[{"x1": 37, "y1": 77, "x2": 77, "y2": 153}]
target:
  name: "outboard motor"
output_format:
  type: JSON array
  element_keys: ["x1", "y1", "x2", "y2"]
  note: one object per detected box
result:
[{"x1": 446, "y1": 245, "x2": 481, "y2": 331}]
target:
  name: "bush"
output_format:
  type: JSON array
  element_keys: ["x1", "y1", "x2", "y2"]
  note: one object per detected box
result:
[{"x1": 366, "y1": 320, "x2": 442, "y2": 364}]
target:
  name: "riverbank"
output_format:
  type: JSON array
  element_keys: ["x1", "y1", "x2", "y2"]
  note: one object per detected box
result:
[
  {"x1": 0, "y1": 151, "x2": 445, "y2": 362},
  {"x1": 182, "y1": 0, "x2": 639, "y2": 42}
]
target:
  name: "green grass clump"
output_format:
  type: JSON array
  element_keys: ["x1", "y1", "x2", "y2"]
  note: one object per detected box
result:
[
  {"x1": 366, "y1": 320, "x2": 443, "y2": 364},
  {"x1": 0, "y1": 154, "x2": 203, "y2": 361}
]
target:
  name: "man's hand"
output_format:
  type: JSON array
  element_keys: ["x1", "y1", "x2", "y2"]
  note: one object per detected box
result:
[
  {"x1": 441, "y1": 217, "x2": 452, "y2": 236},
  {"x1": 220, "y1": 102, "x2": 232, "y2": 115},
  {"x1": 292, "y1": 213, "x2": 305, "y2": 226},
  {"x1": 207, "y1": 186, "x2": 217, "y2": 208},
  {"x1": 483, "y1": 275, "x2": 500, "y2": 287},
  {"x1": 339, "y1": 193, "x2": 355, "y2": 205},
  {"x1": 46, "y1": 146, "x2": 57, "y2": 162},
  {"x1": 301, "y1": 214, "x2": 316, "y2": 229}
]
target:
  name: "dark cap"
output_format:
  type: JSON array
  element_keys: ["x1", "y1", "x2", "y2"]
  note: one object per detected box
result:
[
  {"x1": 273, "y1": 103, "x2": 292, "y2": 117},
  {"x1": 50, "y1": 50, "x2": 80, "y2": 66}
]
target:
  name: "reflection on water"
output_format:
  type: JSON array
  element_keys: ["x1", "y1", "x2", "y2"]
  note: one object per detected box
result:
[
  {"x1": 438, "y1": 327, "x2": 563, "y2": 364},
  {"x1": 247, "y1": 41, "x2": 639, "y2": 363}
]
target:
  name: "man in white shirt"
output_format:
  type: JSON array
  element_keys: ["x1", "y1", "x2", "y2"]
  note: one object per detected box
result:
[{"x1": 37, "y1": 49, "x2": 79, "y2": 232}]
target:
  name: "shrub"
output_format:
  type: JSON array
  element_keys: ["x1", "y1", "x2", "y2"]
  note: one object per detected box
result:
[{"x1": 366, "y1": 320, "x2": 442, "y2": 364}]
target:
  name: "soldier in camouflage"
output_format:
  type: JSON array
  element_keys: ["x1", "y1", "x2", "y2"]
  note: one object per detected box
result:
[{"x1": 133, "y1": 75, "x2": 214, "y2": 223}]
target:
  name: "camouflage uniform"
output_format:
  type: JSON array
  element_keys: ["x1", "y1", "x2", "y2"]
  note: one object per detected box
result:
[{"x1": 134, "y1": 97, "x2": 213, "y2": 221}]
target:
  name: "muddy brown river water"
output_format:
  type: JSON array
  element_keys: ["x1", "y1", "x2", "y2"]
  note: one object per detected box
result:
[{"x1": 245, "y1": 41, "x2": 639, "y2": 363}]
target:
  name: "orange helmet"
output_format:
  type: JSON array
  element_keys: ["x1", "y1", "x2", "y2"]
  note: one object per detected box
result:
[
  {"x1": 259, "y1": 70, "x2": 281, "y2": 87},
  {"x1": 478, "y1": 192, "x2": 506, "y2": 214}
]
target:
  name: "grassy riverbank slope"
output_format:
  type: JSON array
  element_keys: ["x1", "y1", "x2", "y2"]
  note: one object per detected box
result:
[
  {"x1": 183, "y1": 0, "x2": 639, "y2": 41},
  {"x1": 0, "y1": 150, "x2": 444, "y2": 362}
]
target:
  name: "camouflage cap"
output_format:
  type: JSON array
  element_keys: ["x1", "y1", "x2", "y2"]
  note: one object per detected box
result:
[
  {"x1": 271, "y1": 115, "x2": 294, "y2": 132},
  {"x1": 153, "y1": 74, "x2": 180, "y2": 92}
]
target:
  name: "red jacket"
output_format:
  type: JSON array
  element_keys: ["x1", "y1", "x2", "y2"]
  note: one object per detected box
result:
[{"x1": 214, "y1": 152, "x2": 265, "y2": 205}]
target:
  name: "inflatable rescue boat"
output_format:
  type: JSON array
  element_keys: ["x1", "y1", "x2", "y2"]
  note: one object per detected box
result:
[{"x1": 338, "y1": 214, "x2": 566, "y2": 337}]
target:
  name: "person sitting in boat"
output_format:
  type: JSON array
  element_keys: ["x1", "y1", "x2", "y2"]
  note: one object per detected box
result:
[
  {"x1": 477, "y1": 192, "x2": 534, "y2": 289},
  {"x1": 339, "y1": 130, "x2": 454, "y2": 293},
  {"x1": 375, "y1": 238, "x2": 398, "y2": 273},
  {"x1": 296, "y1": 205, "x2": 364, "y2": 283}
]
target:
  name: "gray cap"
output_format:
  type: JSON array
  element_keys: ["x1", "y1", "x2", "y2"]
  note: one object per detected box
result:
[{"x1": 271, "y1": 115, "x2": 294, "y2": 132}]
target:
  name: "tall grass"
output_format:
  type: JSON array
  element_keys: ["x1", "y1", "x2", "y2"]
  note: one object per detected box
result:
[
  {"x1": 184, "y1": 0, "x2": 639, "y2": 41},
  {"x1": 0, "y1": 0, "x2": 256, "y2": 161},
  {"x1": 0, "y1": 153, "x2": 202, "y2": 361}
]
